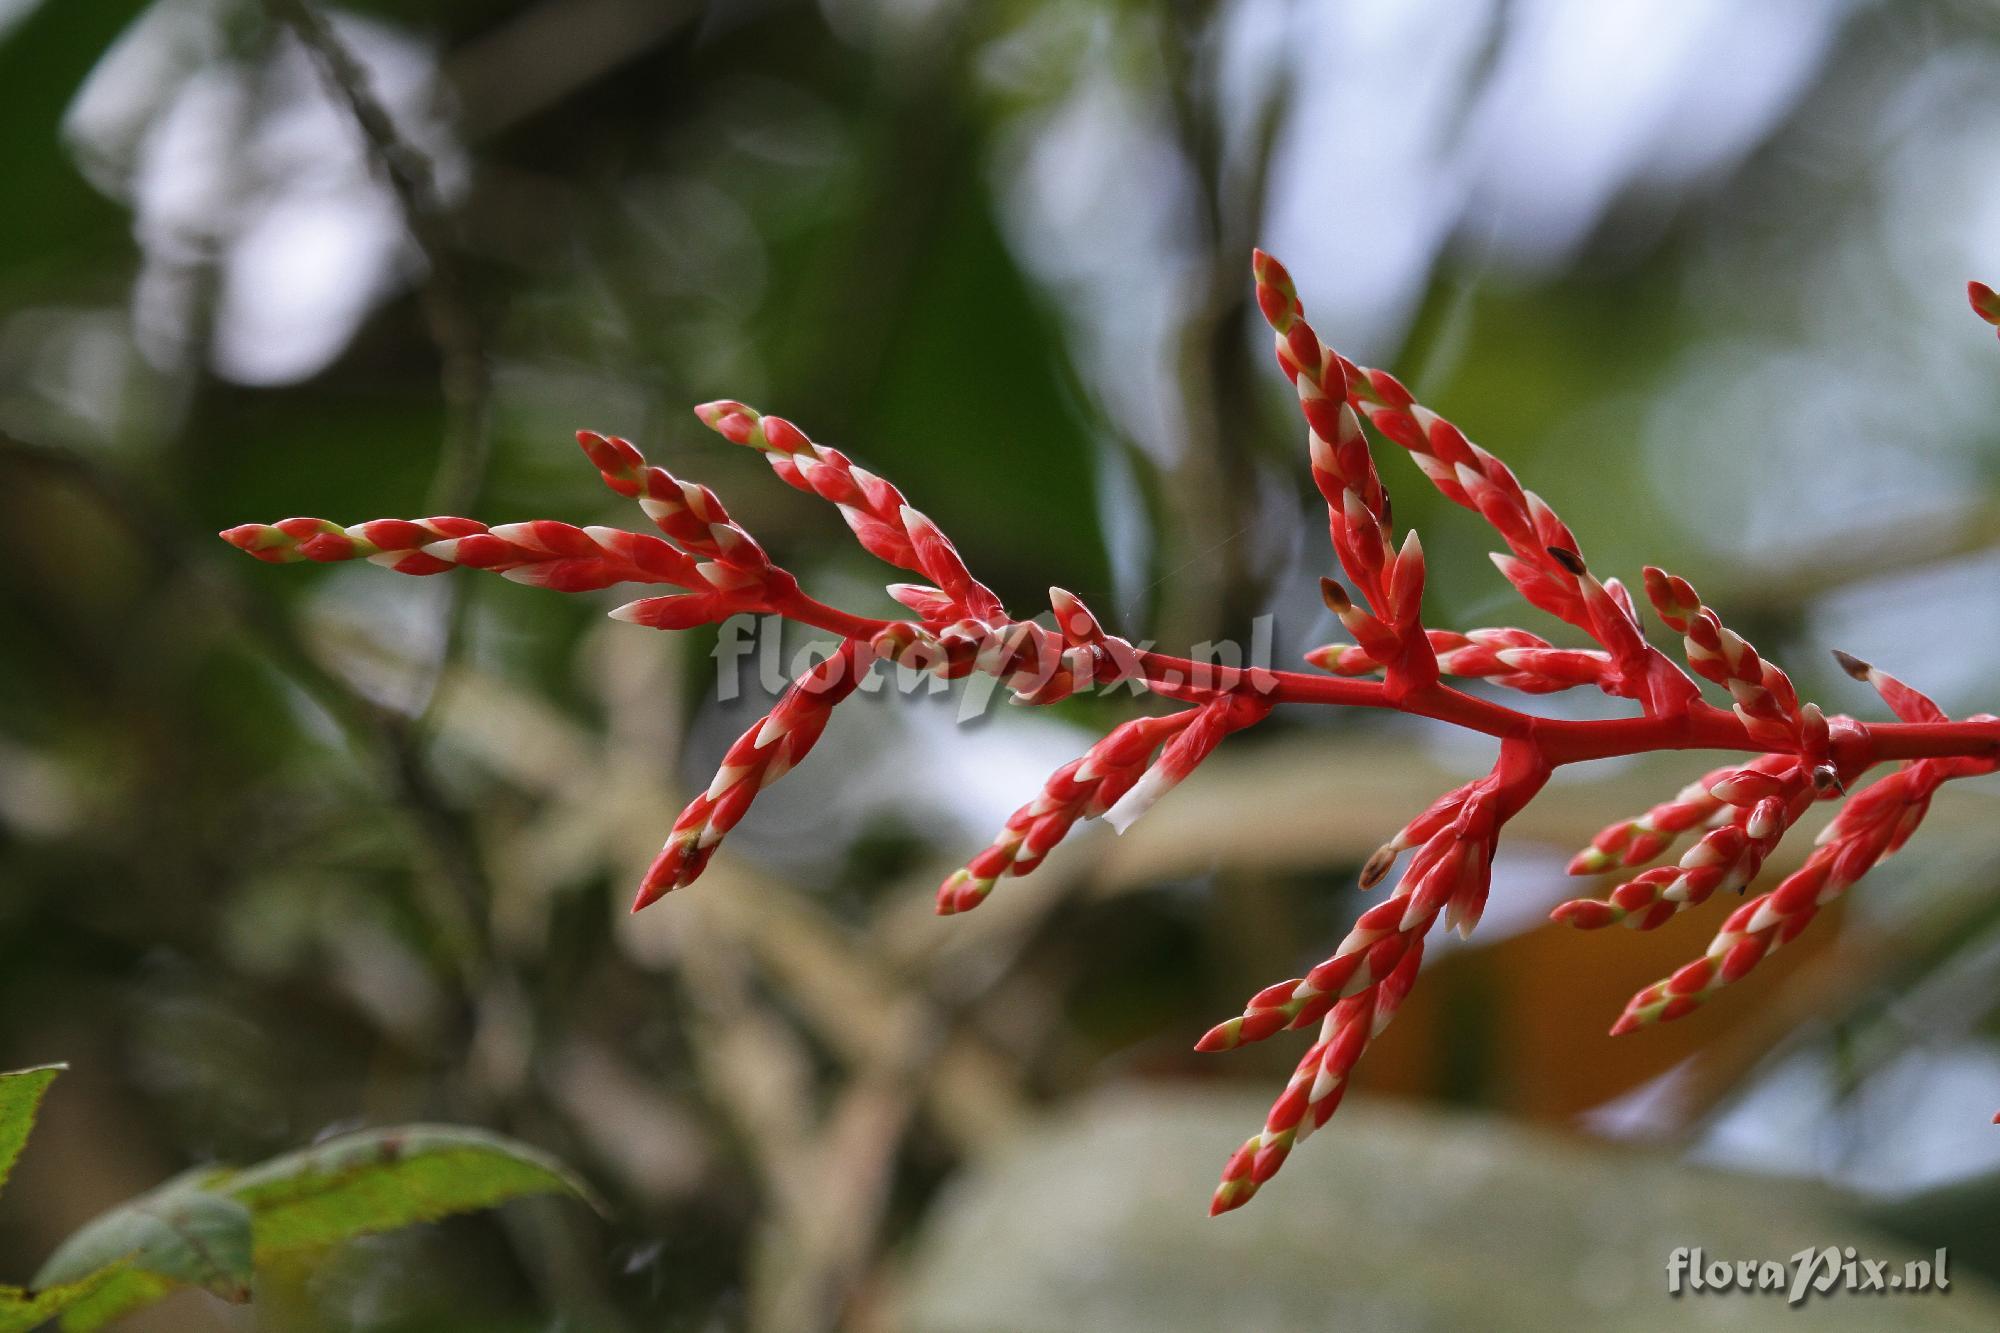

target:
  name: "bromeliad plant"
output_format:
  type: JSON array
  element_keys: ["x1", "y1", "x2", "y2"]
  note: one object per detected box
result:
[{"x1": 223, "y1": 257, "x2": 2000, "y2": 1214}]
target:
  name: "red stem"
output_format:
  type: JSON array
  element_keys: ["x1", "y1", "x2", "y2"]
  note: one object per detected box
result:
[
  {"x1": 768, "y1": 592, "x2": 2000, "y2": 778},
  {"x1": 1136, "y1": 653, "x2": 2000, "y2": 772},
  {"x1": 772, "y1": 588, "x2": 899, "y2": 643}
]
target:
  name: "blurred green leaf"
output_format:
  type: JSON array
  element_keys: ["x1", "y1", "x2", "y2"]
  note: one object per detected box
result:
[
  {"x1": 0, "y1": 1065, "x2": 62, "y2": 1199},
  {"x1": 33, "y1": 1169, "x2": 253, "y2": 1330},
  {"x1": 0, "y1": 1276, "x2": 114, "y2": 1333},
  {"x1": 20, "y1": 1124, "x2": 589, "y2": 1330},
  {"x1": 0, "y1": 1067, "x2": 117, "y2": 1333},
  {"x1": 226, "y1": 1123, "x2": 596, "y2": 1258}
]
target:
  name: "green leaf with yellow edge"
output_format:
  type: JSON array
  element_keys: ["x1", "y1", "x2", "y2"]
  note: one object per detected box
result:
[
  {"x1": 32, "y1": 1169, "x2": 253, "y2": 1330},
  {"x1": 0, "y1": 1065, "x2": 64, "y2": 1200},
  {"x1": 224, "y1": 1123, "x2": 597, "y2": 1259},
  {"x1": 0, "y1": 1067, "x2": 119, "y2": 1332},
  {"x1": 14, "y1": 1123, "x2": 589, "y2": 1330},
  {"x1": 0, "y1": 1275, "x2": 117, "y2": 1333},
  {"x1": 38, "y1": 1272, "x2": 180, "y2": 1333}
]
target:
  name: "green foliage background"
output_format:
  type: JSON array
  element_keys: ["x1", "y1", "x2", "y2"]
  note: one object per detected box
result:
[{"x1": 3, "y1": 1, "x2": 2000, "y2": 1329}]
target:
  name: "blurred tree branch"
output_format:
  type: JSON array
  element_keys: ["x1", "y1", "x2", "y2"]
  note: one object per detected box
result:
[
  {"x1": 1156, "y1": 5, "x2": 1289, "y2": 644},
  {"x1": 264, "y1": 0, "x2": 493, "y2": 716}
]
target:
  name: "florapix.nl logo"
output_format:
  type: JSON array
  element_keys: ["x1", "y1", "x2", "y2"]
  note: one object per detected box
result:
[{"x1": 1668, "y1": 1246, "x2": 1950, "y2": 1305}]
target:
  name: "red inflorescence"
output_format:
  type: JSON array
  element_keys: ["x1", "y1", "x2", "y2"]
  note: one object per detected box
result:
[{"x1": 223, "y1": 255, "x2": 2000, "y2": 1213}]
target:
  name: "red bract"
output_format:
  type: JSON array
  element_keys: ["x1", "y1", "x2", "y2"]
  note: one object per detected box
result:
[
  {"x1": 223, "y1": 252, "x2": 2000, "y2": 1214},
  {"x1": 1972, "y1": 280, "x2": 2000, "y2": 339}
]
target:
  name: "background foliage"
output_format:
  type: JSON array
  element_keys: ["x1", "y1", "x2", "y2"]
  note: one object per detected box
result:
[{"x1": 3, "y1": 0, "x2": 2000, "y2": 1328}]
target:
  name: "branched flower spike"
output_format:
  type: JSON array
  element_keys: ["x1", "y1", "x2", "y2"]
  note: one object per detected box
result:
[{"x1": 225, "y1": 252, "x2": 2000, "y2": 1213}]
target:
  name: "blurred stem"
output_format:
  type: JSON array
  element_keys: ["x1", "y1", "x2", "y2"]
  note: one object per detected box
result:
[
  {"x1": 1157, "y1": 4, "x2": 1290, "y2": 646},
  {"x1": 749, "y1": 1070, "x2": 921, "y2": 1333},
  {"x1": 264, "y1": 0, "x2": 493, "y2": 718}
]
